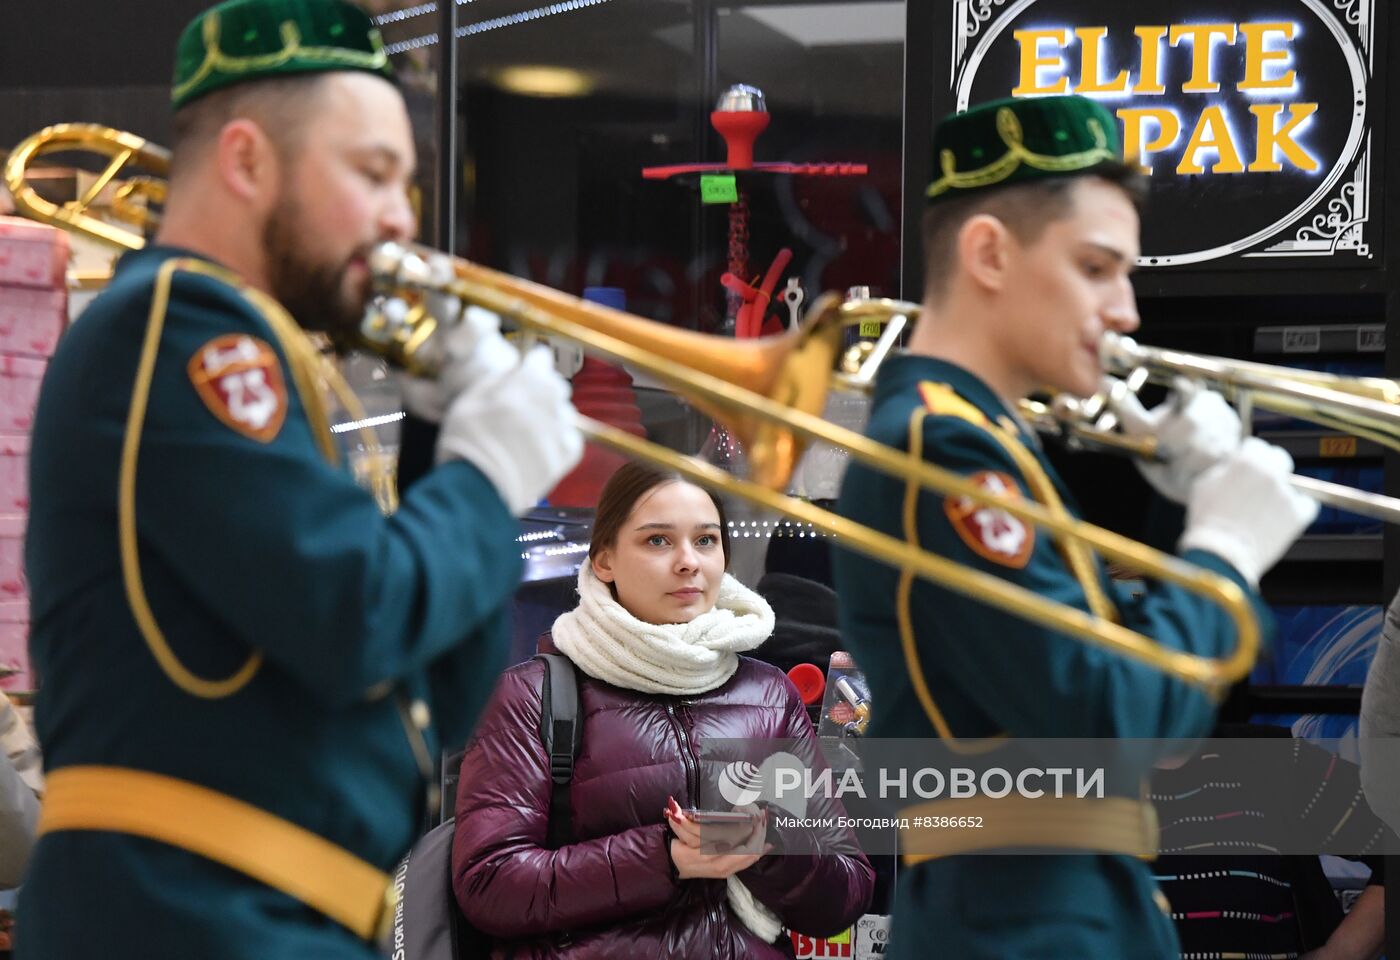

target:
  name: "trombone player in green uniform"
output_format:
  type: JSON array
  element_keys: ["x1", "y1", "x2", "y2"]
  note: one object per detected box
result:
[
  {"x1": 18, "y1": 1, "x2": 582, "y2": 956},
  {"x1": 834, "y1": 95, "x2": 1318, "y2": 958}
]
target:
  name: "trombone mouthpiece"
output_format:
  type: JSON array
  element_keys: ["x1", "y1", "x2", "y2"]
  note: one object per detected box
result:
[
  {"x1": 368, "y1": 242, "x2": 432, "y2": 290},
  {"x1": 1099, "y1": 333, "x2": 1144, "y2": 374}
]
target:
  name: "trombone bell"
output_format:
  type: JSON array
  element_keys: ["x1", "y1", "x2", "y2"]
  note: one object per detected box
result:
[{"x1": 366, "y1": 241, "x2": 847, "y2": 490}]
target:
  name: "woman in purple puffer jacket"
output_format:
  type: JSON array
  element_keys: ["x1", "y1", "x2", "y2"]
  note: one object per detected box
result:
[{"x1": 452, "y1": 461, "x2": 874, "y2": 959}]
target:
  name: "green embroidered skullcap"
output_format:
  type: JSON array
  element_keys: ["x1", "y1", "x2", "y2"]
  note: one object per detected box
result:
[
  {"x1": 172, "y1": 0, "x2": 392, "y2": 110},
  {"x1": 926, "y1": 95, "x2": 1123, "y2": 204}
]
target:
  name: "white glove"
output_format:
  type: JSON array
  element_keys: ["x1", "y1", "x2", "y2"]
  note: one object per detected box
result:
[
  {"x1": 400, "y1": 305, "x2": 517, "y2": 422},
  {"x1": 1106, "y1": 377, "x2": 1243, "y2": 504},
  {"x1": 436, "y1": 345, "x2": 584, "y2": 515},
  {"x1": 1178, "y1": 437, "x2": 1318, "y2": 587}
]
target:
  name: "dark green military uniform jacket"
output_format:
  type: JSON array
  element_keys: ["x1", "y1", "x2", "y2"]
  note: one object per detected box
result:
[
  {"x1": 833, "y1": 355, "x2": 1270, "y2": 960},
  {"x1": 19, "y1": 246, "x2": 520, "y2": 959}
]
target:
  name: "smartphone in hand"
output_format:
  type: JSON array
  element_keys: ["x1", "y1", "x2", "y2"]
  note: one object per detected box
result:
[{"x1": 685, "y1": 808, "x2": 763, "y2": 826}]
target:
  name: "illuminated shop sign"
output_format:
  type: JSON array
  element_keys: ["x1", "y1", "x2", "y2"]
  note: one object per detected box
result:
[{"x1": 947, "y1": 0, "x2": 1374, "y2": 265}]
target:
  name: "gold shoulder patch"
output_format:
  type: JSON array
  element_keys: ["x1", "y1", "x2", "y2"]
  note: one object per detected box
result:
[
  {"x1": 944, "y1": 470, "x2": 1035, "y2": 568},
  {"x1": 187, "y1": 334, "x2": 288, "y2": 442},
  {"x1": 918, "y1": 381, "x2": 990, "y2": 427}
]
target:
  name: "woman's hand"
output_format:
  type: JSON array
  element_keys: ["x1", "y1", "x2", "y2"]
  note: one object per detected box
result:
[{"x1": 665, "y1": 798, "x2": 771, "y2": 880}]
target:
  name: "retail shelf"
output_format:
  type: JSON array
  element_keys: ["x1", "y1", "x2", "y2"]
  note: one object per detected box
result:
[
  {"x1": 1261, "y1": 556, "x2": 1382, "y2": 606},
  {"x1": 1253, "y1": 324, "x2": 1384, "y2": 355},
  {"x1": 1242, "y1": 684, "x2": 1362, "y2": 716}
]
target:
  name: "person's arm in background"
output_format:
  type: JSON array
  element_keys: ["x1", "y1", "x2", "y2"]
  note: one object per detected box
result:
[
  {"x1": 1361, "y1": 596, "x2": 1400, "y2": 832},
  {"x1": 1284, "y1": 738, "x2": 1390, "y2": 960},
  {"x1": 1302, "y1": 884, "x2": 1384, "y2": 960},
  {"x1": 0, "y1": 692, "x2": 43, "y2": 887},
  {"x1": 0, "y1": 753, "x2": 38, "y2": 888}
]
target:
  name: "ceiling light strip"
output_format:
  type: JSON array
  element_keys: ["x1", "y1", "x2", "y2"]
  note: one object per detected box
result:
[
  {"x1": 385, "y1": 32, "x2": 440, "y2": 55},
  {"x1": 383, "y1": 0, "x2": 611, "y2": 54},
  {"x1": 330, "y1": 411, "x2": 407, "y2": 434},
  {"x1": 455, "y1": 0, "x2": 613, "y2": 38},
  {"x1": 374, "y1": 3, "x2": 437, "y2": 26}
]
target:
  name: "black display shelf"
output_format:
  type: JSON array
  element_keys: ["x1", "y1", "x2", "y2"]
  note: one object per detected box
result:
[
  {"x1": 1261, "y1": 557, "x2": 1384, "y2": 607},
  {"x1": 1241, "y1": 685, "x2": 1363, "y2": 717},
  {"x1": 1283, "y1": 535, "x2": 1384, "y2": 563},
  {"x1": 1253, "y1": 324, "x2": 1385, "y2": 355}
]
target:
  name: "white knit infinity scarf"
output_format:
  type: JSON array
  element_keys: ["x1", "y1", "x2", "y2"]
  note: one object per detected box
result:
[
  {"x1": 551, "y1": 565, "x2": 783, "y2": 942},
  {"x1": 552, "y1": 565, "x2": 775, "y2": 696}
]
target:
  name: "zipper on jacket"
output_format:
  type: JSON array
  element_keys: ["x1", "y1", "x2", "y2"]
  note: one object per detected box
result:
[{"x1": 666, "y1": 702, "x2": 699, "y2": 804}]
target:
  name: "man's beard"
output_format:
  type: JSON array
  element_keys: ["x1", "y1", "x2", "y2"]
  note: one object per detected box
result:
[{"x1": 262, "y1": 201, "x2": 367, "y2": 351}]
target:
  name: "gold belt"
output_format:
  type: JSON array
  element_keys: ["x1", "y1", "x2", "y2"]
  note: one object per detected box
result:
[
  {"x1": 39, "y1": 765, "x2": 397, "y2": 941},
  {"x1": 899, "y1": 795, "x2": 1158, "y2": 865}
]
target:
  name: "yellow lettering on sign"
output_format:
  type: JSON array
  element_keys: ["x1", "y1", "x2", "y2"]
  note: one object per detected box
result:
[
  {"x1": 1074, "y1": 27, "x2": 1130, "y2": 93},
  {"x1": 1012, "y1": 28, "x2": 1071, "y2": 95},
  {"x1": 1177, "y1": 105, "x2": 1245, "y2": 174},
  {"x1": 1248, "y1": 103, "x2": 1320, "y2": 172},
  {"x1": 1239, "y1": 22, "x2": 1298, "y2": 90},
  {"x1": 1119, "y1": 108, "x2": 1181, "y2": 172},
  {"x1": 1132, "y1": 26, "x2": 1169, "y2": 95},
  {"x1": 1169, "y1": 23, "x2": 1238, "y2": 93}
]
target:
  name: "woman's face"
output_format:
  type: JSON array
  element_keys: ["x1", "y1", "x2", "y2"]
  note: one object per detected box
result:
[{"x1": 592, "y1": 481, "x2": 726, "y2": 625}]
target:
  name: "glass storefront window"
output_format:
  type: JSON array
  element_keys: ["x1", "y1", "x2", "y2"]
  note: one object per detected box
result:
[{"x1": 453, "y1": 0, "x2": 905, "y2": 332}]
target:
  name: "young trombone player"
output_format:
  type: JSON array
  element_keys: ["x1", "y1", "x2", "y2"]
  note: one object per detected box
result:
[{"x1": 833, "y1": 95, "x2": 1318, "y2": 958}]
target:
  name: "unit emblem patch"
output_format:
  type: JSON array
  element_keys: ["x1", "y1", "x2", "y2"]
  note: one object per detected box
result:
[
  {"x1": 944, "y1": 471, "x2": 1034, "y2": 568},
  {"x1": 187, "y1": 334, "x2": 287, "y2": 442}
]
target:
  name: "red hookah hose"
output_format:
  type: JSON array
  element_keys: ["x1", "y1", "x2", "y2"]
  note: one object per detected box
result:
[
  {"x1": 748, "y1": 247, "x2": 792, "y2": 338},
  {"x1": 719, "y1": 271, "x2": 755, "y2": 338}
]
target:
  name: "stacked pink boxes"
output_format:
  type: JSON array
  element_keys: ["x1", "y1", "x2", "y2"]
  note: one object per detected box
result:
[{"x1": 0, "y1": 216, "x2": 69, "y2": 692}]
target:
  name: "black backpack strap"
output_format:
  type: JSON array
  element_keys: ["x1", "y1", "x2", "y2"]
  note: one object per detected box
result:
[{"x1": 535, "y1": 653, "x2": 580, "y2": 849}]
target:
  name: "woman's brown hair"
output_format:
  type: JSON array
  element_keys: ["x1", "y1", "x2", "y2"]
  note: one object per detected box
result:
[{"x1": 588, "y1": 461, "x2": 731, "y2": 568}]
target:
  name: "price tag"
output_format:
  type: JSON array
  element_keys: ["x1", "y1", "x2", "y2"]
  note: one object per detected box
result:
[
  {"x1": 1282, "y1": 327, "x2": 1321, "y2": 353},
  {"x1": 1320, "y1": 436, "x2": 1357, "y2": 457},
  {"x1": 700, "y1": 174, "x2": 739, "y2": 205},
  {"x1": 859, "y1": 320, "x2": 882, "y2": 338},
  {"x1": 1358, "y1": 326, "x2": 1385, "y2": 352}
]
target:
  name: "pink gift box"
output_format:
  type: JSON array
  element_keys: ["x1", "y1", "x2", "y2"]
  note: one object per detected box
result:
[
  {"x1": 0, "y1": 435, "x2": 28, "y2": 514},
  {"x1": 0, "y1": 285, "x2": 66, "y2": 358},
  {"x1": 0, "y1": 354, "x2": 46, "y2": 433},
  {"x1": 0, "y1": 217, "x2": 68, "y2": 290},
  {"x1": 0, "y1": 599, "x2": 31, "y2": 693},
  {"x1": 0, "y1": 541, "x2": 21, "y2": 601}
]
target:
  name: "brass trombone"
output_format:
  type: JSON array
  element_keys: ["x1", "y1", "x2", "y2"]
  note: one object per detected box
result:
[
  {"x1": 6, "y1": 122, "x2": 1259, "y2": 690},
  {"x1": 839, "y1": 309, "x2": 1400, "y2": 527}
]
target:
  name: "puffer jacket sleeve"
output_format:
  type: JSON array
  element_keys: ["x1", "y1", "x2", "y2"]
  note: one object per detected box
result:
[
  {"x1": 737, "y1": 682, "x2": 875, "y2": 937},
  {"x1": 451, "y1": 660, "x2": 684, "y2": 938}
]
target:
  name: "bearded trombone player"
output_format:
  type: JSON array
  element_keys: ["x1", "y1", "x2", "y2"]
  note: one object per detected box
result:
[{"x1": 18, "y1": 1, "x2": 582, "y2": 956}]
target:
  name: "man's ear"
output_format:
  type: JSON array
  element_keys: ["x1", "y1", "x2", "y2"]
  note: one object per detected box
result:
[
  {"x1": 592, "y1": 551, "x2": 616, "y2": 584},
  {"x1": 956, "y1": 213, "x2": 1012, "y2": 294},
  {"x1": 215, "y1": 118, "x2": 281, "y2": 211}
]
